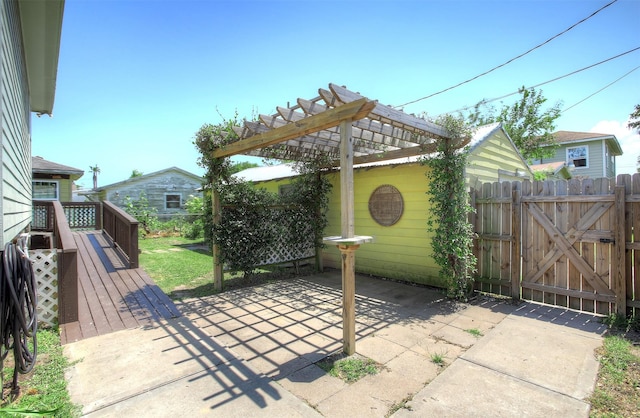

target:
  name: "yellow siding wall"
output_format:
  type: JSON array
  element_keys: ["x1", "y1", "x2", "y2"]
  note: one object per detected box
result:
[
  {"x1": 253, "y1": 178, "x2": 290, "y2": 195},
  {"x1": 322, "y1": 164, "x2": 444, "y2": 287},
  {"x1": 466, "y1": 130, "x2": 531, "y2": 189},
  {"x1": 59, "y1": 179, "x2": 73, "y2": 202},
  {"x1": 253, "y1": 164, "x2": 443, "y2": 287}
]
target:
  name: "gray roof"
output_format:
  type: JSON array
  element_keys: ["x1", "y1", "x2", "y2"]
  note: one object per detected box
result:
[
  {"x1": 32, "y1": 156, "x2": 84, "y2": 180},
  {"x1": 553, "y1": 131, "x2": 623, "y2": 156},
  {"x1": 95, "y1": 167, "x2": 203, "y2": 191}
]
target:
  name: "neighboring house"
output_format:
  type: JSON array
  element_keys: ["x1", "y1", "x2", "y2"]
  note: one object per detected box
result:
[
  {"x1": 32, "y1": 156, "x2": 84, "y2": 202},
  {"x1": 83, "y1": 167, "x2": 203, "y2": 215},
  {"x1": 537, "y1": 131, "x2": 623, "y2": 179},
  {"x1": 529, "y1": 161, "x2": 573, "y2": 180},
  {"x1": 464, "y1": 123, "x2": 533, "y2": 189},
  {"x1": 234, "y1": 123, "x2": 532, "y2": 288},
  {"x1": 0, "y1": 1, "x2": 65, "y2": 245}
]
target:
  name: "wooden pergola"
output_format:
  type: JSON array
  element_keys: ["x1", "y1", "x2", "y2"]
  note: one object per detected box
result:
[{"x1": 212, "y1": 83, "x2": 466, "y2": 354}]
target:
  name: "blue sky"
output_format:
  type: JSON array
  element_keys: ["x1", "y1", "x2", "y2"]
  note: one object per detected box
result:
[{"x1": 33, "y1": 0, "x2": 640, "y2": 188}]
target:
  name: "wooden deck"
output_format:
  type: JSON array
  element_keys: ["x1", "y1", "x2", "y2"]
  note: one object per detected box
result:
[{"x1": 60, "y1": 231, "x2": 181, "y2": 345}]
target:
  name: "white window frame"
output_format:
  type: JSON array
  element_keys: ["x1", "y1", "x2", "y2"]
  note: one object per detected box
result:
[
  {"x1": 566, "y1": 145, "x2": 588, "y2": 169},
  {"x1": 32, "y1": 180, "x2": 59, "y2": 200},
  {"x1": 164, "y1": 193, "x2": 181, "y2": 210}
]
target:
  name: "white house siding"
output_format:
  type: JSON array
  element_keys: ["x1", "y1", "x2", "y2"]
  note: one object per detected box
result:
[
  {"x1": 104, "y1": 171, "x2": 203, "y2": 215},
  {"x1": 1, "y1": 0, "x2": 32, "y2": 245}
]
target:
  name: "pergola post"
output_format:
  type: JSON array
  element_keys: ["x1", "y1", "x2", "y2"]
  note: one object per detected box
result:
[
  {"x1": 339, "y1": 243, "x2": 358, "y2": 354},
  {"x1": 339, "y1": 119, "x2": 357, "y2": 355},
  {"x1": 212, "y1": 182, "x2": 223, "y2": 291}
]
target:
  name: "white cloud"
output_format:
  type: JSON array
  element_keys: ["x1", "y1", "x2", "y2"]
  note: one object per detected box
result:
[{"x1": 590, "y1": 120, "x2": 639, "y2": 176}]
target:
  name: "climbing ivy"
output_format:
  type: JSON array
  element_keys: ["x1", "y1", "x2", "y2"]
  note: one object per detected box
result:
[
  {"x1": 422, "y1": 114, "x2": 477, "y2": 300},
  {"x1": 193, "y1": 117, "x2": 239, "y2": 248},
  {"x1": 193, "y1": 117, "x2": 331, "y2": 278},
  {"x1": 281, "y1": 160, "x2": 332, "y2": 252}
]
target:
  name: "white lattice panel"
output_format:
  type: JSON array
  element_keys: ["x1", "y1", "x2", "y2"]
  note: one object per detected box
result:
[
  {"x1": 30, "y1": 250, "x2": 59, "y2": 326},
  {"x1": 256, "y1": 210, "x2": 315, "y2": 266},
  {"x1": 32, "y1": 206, "x2": 49, "y2": 229}
]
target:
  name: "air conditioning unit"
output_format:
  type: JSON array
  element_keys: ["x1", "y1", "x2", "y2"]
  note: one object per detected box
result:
[{"x1": 29, "y1": 232, "x2": 54, "y2": 250}]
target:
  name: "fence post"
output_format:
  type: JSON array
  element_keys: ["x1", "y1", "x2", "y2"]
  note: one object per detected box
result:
[
  {"x1": 614, "y1": 185, "x2": 626, "y2": 315},
  {"x1": 511, "y1": 184, "x2": 522, "y2": 300}
]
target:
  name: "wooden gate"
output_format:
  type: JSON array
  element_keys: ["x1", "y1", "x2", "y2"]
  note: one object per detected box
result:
[{"x1": 472, "y1": 176, "x2": 637, "y2": 316}]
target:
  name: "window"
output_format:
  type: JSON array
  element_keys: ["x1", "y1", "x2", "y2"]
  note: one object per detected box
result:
[
  {"x1": 33, "y1": 181, "x2": 59, "y2": 200},
  {"x1": 567, "y1": 146, "x2": 588, "y2": 168},
  {"x1": 165, "y1": 194, "x2": 181, "y2": 209}
]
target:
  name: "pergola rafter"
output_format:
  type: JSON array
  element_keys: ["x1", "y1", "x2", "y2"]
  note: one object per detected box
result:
[
  {"x1": 211, "y1": 83, "x2": 469, "y2": 355},
  {"x1": 214, "y1": 83, "x2": 465, "y2": 164}
]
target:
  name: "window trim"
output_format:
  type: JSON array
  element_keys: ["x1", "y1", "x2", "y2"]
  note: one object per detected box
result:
[
  {"x1": 164, "y1": 193, "x2": 181, "y2": 210},
  {"x1": 566, "y1": 145, "x2": 589, "y2": 169},
  {"x1": 32, "y1": 180, "x2": 59, "y2": 200}
]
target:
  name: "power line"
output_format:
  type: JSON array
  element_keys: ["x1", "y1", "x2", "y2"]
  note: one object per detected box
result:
[
  {"x1": 562, "y1": 65, "x2": 640, "y2": 113},
  {"x1": 446, "y1": 46, "x2": 640, "y2": 114},
  {"x1": 395, "y1": 0, "x2": 619, "y2": 109}
]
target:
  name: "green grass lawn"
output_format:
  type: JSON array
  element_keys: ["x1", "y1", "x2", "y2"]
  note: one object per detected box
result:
[
  {"x1": 139, "y1": 236, "x2": 219, "y2": 299},
  {"x1": 589, "y1": 316, "x2": 640, "y2": 417},
  {"x1": 139, "y1": 236, "x2": 312, "y2": 299}
]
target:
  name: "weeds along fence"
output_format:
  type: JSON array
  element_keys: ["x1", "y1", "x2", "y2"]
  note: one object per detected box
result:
[
  {"x1": 220, "y1": 204, "x2": 315, "y2": 269},
  {"x1": 471, "y1": 174, "x2": 639, "y2": 317}
]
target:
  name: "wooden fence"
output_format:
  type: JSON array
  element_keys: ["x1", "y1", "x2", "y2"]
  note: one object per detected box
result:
[{"x1": 471, "y1": 174, "x2": 639, "y2": 317}]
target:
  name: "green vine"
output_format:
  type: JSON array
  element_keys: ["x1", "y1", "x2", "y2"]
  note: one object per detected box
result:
[
  {"x1": 193, "y1": 117, "x2": 331, "y2": 279},
  {"x1": 193, "y1": 117, "x2": 239, "y2": 247},
  {"x1": 282, "y1": 160, "x2": 333, "y2": 261},
  {"x1": 422, "y1": 114, "x2": 477, "y2": 300}
]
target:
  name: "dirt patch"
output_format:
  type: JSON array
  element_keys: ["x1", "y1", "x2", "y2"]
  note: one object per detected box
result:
[{"x1": 1, "y1": 352, "x2": 49, "y2": 404}]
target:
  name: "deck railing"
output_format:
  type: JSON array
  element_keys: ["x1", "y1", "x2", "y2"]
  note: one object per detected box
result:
[
  {"x1": 32, "y1": 200, "x2": 138, "y2": 268},
  {"x1": 32, "y1": 201, "x2": 101, "y2": 230},
  {"x1": 51, "y1": 201, "x2": 78, "y2": 324},
  {"x1": 103, "y1": 201, "x2": 139, "y2": 269}
]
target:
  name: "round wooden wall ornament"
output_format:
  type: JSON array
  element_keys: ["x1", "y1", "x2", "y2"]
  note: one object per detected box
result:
[{"x1": 368, "y1": 184, "x2": 404, "y2": 226}]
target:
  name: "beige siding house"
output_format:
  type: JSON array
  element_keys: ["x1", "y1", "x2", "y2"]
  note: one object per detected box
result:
[
  {"x1": 537, "y1": 131, "x2": 623, "y2": 179},
  {"x1": 32, "y1": 157, "x2": 84, "y2": 202},
  {"x1": 0, "y1": 1, "x2": 64, "y2": 245},
  {"x1": 84, "y1": 167, "x2": 203, "y2": 216}
]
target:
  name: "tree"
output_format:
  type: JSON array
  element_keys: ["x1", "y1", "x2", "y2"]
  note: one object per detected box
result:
[
  {"x1": 229, "y1": 161, "x2": 259, "y2": 175},
  {"x1": 628, "y1": 104, "x2": 640, "y2": 132},
  {"x1": 130, "y1": 169, "x2": 143, "y2": 178},
  {"x1": 629, "y1": 104, "x2": 640, "y2": 172},
  {"x1": 89, "y1": 164, "x2": 100, "y2": 189},
  {"x1": 467, "y1": 87, "x2": 563, "y2": 162}
]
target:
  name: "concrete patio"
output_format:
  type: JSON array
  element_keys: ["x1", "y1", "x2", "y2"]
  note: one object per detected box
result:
[{"x1": 64, "y1": 271, "x2": 607, "y2": 417}]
